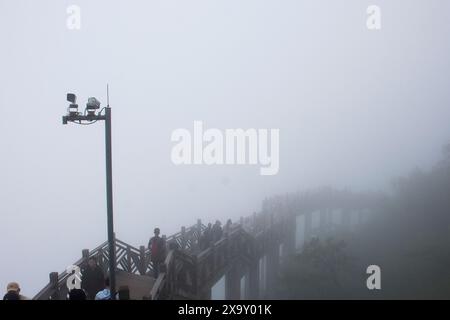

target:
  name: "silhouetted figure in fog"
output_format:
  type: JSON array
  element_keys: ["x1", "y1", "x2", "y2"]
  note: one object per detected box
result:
[
  {"x1": 201, "y1": 223, "x2": 213, "y2": 250},
  {"x1": 148, "y1": 227, "x2": 166, "y2": 279},
  {"x1": 81, "y1": 257, "x2": 105, "y2": 300},
  {"x1": 68, "y1": 288, "x2": 87, "y2": 300},
  {"x1": 225, "y1": 219, "x2": 233, "y2": 233},
  {"x1": 212, "y1": 220, "x2": 223, "y2": 242}
]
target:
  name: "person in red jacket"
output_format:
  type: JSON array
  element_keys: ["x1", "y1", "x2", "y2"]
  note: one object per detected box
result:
[{"x1": 148, "y1": 228, "x2": 166, "y2": 279}]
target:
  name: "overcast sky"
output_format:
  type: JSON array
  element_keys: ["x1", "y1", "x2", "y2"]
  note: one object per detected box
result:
[{"x1": 1, "y1": 0, "x2": 450, "y2": 296}]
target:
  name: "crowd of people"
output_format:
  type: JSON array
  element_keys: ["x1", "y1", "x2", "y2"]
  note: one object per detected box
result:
[
  {"x1": 198, "y1": 219, "x2": 233, "y2": 250},
  {"x1": 3, "y1": 220, "x2": 234, "y2": 300},
  {"x1": 3, "y1": 227, "x2": 166, "y2": 300},
  {"x1": 3, "y1": 259, "x2": 131, "y2": 301}
]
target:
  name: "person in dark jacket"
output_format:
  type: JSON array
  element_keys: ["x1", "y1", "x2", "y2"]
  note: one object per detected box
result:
[
  {"x1": 81, "y1": 257, "x2": 105, "y2": 300},
  {"x1": 148, "y1": 228, "x2": 166, "y2": 279},
  {"x1": 3, "y1": 282, "x2": 28, "y2": 300},
  {"x1": 3, "y1": 291, "x2": 20, "y2": 300},
  {"x1": 68, "y1": 288, "x2": 87, "y2": 300}
]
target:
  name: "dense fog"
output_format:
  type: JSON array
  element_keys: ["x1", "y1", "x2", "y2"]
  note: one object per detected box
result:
[{"x1": 1, "y1": 1, "x2": 450, "y2": 298}]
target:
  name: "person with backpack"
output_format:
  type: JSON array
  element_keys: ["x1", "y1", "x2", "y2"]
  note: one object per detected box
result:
[{"x1": 148, "y1": 228, "x2": 166, "y2": 279}]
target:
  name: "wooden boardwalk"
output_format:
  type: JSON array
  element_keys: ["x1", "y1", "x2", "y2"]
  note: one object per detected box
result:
[{"x1": 33, "y1": 189, "x2": 379, "y2": 300}]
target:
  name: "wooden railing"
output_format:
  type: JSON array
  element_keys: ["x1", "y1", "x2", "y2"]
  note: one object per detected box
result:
[
  {"x1": 33, "y1": 221, "x2": 206, "y2": 300},
  {"x1": 150, "y1": 214, "x2": 287, "y2": 300},
  {"x1": 34, "y1": 188, "x2": 379, "y2": 300},
  {"x1": 34, "y1": 211, "x2": 286, "y2": 300}
]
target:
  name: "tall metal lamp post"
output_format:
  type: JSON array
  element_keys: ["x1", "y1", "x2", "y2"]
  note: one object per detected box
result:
[{"x1": 62, "y1": 91, "x2": 116, "y2": 299}]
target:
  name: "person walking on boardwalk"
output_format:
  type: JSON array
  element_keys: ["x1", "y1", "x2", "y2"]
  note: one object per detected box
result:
[
  {"x1": 225, "y1": 219, "x2": 233, "y2": 233},
  {"x1": 211, "y1": 220, "x2": 223, "y2": 243},
  {"x1": 201, "y1": 223, "x2": 213, "y2": 250},
  {"x1": 148, "y1": 227, "x2": 166, "y2": 279},
  {"x1": 81, "y1": 257, "x2": 105, "y2": 300}
]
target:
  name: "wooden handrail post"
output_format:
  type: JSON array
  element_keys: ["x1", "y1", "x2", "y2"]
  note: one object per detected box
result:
[
  {"x1": 49, "y1": 271, "x2": 58, "y2": 286},
  {"x1": 162, "y1": 235, "x2": 167, "y2": 253},
  {"x1": 210, "y1": 244, "x2": 216, "y2": 273},
  {"x1": 196, "y1": 219, "x2": 202, "y2": 251},
  {"x1": 98, "y1": 248, "x2": 105, "y2": 273},
  {"x1": 197, "y1": 219, "x2": 202, "y2": 234},
  {"x1": 49, "y1": 272, "x2": 59, "y2": 300},
  {"x1": 126, "y1": 246, "x2": 132, "y2": 273},
  {"x1": 82, "y1": 249, "x2": 89, "y2": 266},
  {"x1": 181, "y1": 226, "x2": 186, "y2": 250},
  {"x1": 139, "y1": 245, "x2": 146, "y2": 275},
  {"x1": 82, "y1": 249, "x2": 89, "y2": 259},
  {"x1": 224, "y1": 230, "x2": 230, "y2": 260}
]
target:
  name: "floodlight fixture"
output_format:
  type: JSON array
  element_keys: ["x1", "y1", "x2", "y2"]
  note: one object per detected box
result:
[
  {"x1": 67, "y1": 93, "x2": 77, "y2": 104},
  {"x1": 86, "y1": 97, "x2": 101, "y2": 116}
]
